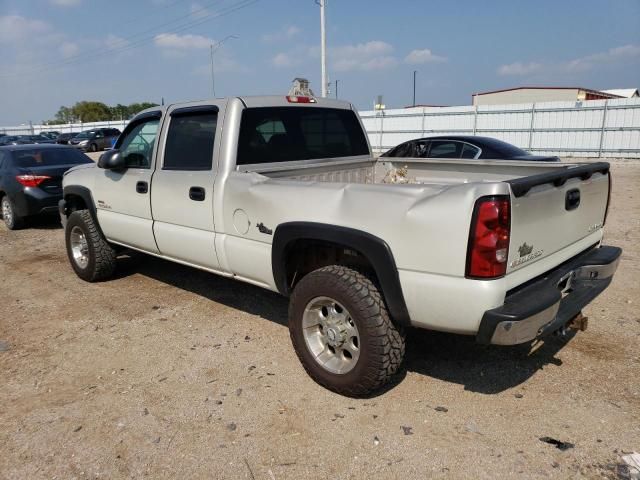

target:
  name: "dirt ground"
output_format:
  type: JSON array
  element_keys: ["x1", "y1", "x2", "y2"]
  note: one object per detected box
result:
[{"x1": 0, "y1": 157, "x2": 638, "y2": 480}]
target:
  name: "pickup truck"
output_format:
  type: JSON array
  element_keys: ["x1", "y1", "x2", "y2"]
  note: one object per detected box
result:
[{"x1": 59, "y1": 95, "x2": 621, "y2": 396}]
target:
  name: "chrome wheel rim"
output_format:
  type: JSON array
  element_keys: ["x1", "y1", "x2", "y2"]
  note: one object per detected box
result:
[
  {"x1": 69, "y1": 226, "x2": 89, "y2": 269},
  {"x1": 302, "y1": 296, "x2": 360, "y2": 374},
  {"x1": 2, "y1": 198, "x2": 12, "y2": 226}
]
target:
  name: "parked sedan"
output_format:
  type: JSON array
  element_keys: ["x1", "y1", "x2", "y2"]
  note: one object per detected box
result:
[
  {"x1": 69, "y1": 128, "x2": 121, "y2": 152},
  {"x1": 381, "y1": 136, "x2": 560, "y2": 161},
  {"x1": 0, "y1": 145, "x2": 93, "y2": 229},
  {"x1": 56, "y1": 132, "x2": 78, "y2": 145},
  {"x1": 0, "y1": 135, "x2": 24, "y2": 146}
]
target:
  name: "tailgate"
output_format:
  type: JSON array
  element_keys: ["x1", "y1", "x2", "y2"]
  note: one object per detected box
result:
[{"x1": 506, "y1": 162, "x2": 610, "y2": 274}]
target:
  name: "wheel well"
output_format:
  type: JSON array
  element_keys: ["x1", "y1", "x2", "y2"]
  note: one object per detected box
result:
[
  {"x1": 284, "y1": 239, "x2": 376, "y2": 291},
  {"x1": 64, "y1": 194, "x2": 88, "y2": 216}
]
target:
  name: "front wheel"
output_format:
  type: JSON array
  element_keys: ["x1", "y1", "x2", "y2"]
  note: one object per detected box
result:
[
  {"x1": 1, "y1": 196, "x2": 24, "y2": 230},
  {"x1": 289, "y1": 265, "x2": 405, "y2": 396},
  {"x1": 65, "y1": 209, "x2": 116, "y2": 281}
]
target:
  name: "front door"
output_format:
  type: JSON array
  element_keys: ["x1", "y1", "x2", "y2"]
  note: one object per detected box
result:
[
  {"x1": 150, "y1": 102, "x2": 223, "y2": 270},
  {"x1": 93, "y1": 113, "x2": 161, "y2": 252}
]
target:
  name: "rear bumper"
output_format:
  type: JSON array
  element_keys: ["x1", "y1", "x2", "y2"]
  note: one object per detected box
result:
[
  {"x1": 13, "y1": 189, "x2": 62, "y2": 216},
  {"x1": 476, "y1": 245, "x2": 621, "y2": 345}
]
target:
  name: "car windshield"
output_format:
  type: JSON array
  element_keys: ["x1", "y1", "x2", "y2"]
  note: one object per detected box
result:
[
  {"x1": 75, "y1": 131, "x2": 96, "y2": 139},
  {"x1": 13, "y1": 148, "x2": 93, "y2": 167}
]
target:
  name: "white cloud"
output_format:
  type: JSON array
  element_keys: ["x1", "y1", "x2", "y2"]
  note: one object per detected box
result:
[
  {"x1": 331, "y1": 41, "x2": 397, "y2": 71},
  {"x1": 59, "y1": 41, "x2": 79, "y2": 58},
  {"x1": 50, "y1": 0, "x2": 82, "y2": 6},
  {"x1": 497, "y1": 61, "x2": 543, "y2": 76},
  {"x1": 566, "y1": 44, "x2": 640, "y2": 72},
  {"x1": 262, "y1": 25, "x2": 301, "y2": 43},
  {"x1": 404, "y1": 48, "x2": 446, "y2": 64},
  {"x1": 154, "y1": 33, "x2": 212, "y2": 49},
  {"x1": 190, "y1": 3, "x2": 210, "y2": 20},
  {"x1": 272, "y1": 52, "x2": 294, "y2": 67},
  {"x1": 105, "y1": 34, "x2": 129, "y2": 50},
  {"x1": 0, "y1": 15, "x2": 50, "y2": 43}
]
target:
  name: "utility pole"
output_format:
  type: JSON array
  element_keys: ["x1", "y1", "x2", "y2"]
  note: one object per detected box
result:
[
  {"x1": 412, "y1": 70, "x2": 417, "y2": 107},
  {"x1": 316, "y1": 0, "x2": 327, "y2": 97},
  {"x1": 335, "y1": 79, "x2": 339, "y2": 99},
  {"x1": 210, "y1": 34, "x2": 238, "y2": 97}
]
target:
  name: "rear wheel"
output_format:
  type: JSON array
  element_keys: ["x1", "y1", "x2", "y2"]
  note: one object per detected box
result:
[
  {"x1": 289, "y1": 265, "x2": 405, "y2": 396},
  {"x1": 1, "y1": 196, "x2": 23, "y2": 230},
  {"x1": 65, "y1": 209, "x2": 116, "y2": 281}
]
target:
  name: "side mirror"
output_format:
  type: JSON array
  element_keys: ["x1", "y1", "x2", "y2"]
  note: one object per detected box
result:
[{"x1": 97, "y1": 150, "x2": 126, "y2": 170}]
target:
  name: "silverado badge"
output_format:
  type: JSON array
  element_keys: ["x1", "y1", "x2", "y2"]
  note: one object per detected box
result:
[{"x1": 511, "y1": 242, "x2": 543, "y2": 268}]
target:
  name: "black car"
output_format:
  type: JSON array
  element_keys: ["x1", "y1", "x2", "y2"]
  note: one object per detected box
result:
[
  {"x1": 56, "y1": 132, "x2": 78, "y2": 145},
  {"x1": 0, "y1": 135, "x2": 23, "y2": 146},
  {"x1": 381, "y1": 136, "x2": 560, "y2": 161},
  {"x1": 0, "y1": 145, "x2": 93, "y2": 229}
]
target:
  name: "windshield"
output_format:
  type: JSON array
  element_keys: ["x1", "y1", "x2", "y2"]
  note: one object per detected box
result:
[
  {"x1": 12, "y1": 148, "x2": 93, "y2": 167},
  {"x1": 237, "y1": 107, "x2": 370, "y2": 165},
  {"x1": 75, "y1": 131, "x2": 96, "y2": 139}
]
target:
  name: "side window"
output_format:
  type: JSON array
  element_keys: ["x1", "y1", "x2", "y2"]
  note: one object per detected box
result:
[
  {"x1": 163, "y1": 110, "x2": 217, "y2": 171},
  {"x1": 461, "y1": 143, "x2": 480, "y2": 159},
  {"x1": 118, "y1": 119, "x2": 160, "y2": 168},
  {"x1": 94, "y1": 130, "x2": 104, "y2": 139},
  {"x1": 415, "y1": 141, "x2": 430, "y2": 158},
  {"x1": 428, "y1": 141, "x2": 462, "y2": 159}
]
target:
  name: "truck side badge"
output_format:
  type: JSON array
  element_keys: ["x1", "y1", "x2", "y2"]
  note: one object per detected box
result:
[{"x1": 257, "y1": 222, "x2": 273, "y2": 235}]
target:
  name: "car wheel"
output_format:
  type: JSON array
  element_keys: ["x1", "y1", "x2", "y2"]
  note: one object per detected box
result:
[
  {"x1": 65, "y1": 209, "x2": 116, "y2": 281},
  {"x1": 89, "y1": 143, "x2": 98, "y2": 152},
  {"x1": 1, "y1": 196, "x2": 24, "y2": 230},
  {"x1": 289, "y1": 265, "x2": 405, "y2": 396}
]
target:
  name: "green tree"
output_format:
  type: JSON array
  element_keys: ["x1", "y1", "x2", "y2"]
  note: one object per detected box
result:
[
  {"x1": 71, "y1": 101, "x2": 112, "y2": 122},
  {"x1": 53, "y1": 105, "x2": 75, "y2": 124}
]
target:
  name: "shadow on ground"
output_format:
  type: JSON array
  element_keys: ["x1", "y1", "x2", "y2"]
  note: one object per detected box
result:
[
  {"x1": 114, "y1": 252, "x2": 574, "y2": 396},
  {"x1": 26, "y1": 215, "x2": 62, "y2": 230}
]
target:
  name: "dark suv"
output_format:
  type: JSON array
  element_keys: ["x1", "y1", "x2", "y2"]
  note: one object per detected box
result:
[
  {"x1": 0, "y1": 145, "x2": 93, "y2": 229},
  {"x1": 69, "y1": 128, "x2": 121, "y2": 152}
]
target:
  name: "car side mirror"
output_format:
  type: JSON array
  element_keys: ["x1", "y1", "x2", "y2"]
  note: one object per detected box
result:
[{"x1": 97, "y1": 149, "x2": 126, "y2": 170}]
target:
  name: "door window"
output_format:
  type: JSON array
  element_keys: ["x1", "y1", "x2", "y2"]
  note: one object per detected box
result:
[
  {"x1": 461, "y1": 143, "x2": 481, "y2": 159},
  {"x1": 415, "y1": 141, "x2": 430, "y2": 157},
  {"x1": 163, "y1": 111, "x2": 217, "y2": 171},
  {"x1": 117, "y1": 119, "x2": 160, "y2": 168},
  {"x1": 428, "y1": 141, "x2": 462, "y2": 158}
]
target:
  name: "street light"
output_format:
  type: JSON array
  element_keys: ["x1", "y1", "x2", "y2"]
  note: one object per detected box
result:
[{"x1": 210, "y1": 34, "x2": 238, "y2": 97}]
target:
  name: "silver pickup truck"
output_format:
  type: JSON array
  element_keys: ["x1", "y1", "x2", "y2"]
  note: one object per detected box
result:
[{"x1": 59, "y1": 95, "x2": 621, "y2": 396}]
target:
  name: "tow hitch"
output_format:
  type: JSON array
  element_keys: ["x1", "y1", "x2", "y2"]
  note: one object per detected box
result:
[{"x1": 568, "y1": 312, "x2": 589, "y2": 331}]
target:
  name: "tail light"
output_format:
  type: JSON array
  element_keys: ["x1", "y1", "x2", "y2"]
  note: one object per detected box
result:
[
  {"x1": 16, "y1": 174, "x2": 50, "y2": 187},
  {"x1": 466, "y1": 196, "x2": 511, "y2": 279},
  {"x1": 286, "y1": 96, "x2": 317, "y2": 103}
]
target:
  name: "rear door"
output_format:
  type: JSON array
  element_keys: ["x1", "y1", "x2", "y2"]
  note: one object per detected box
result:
[{"x1": 150, "y1": 102, "x2": 224, "y2": 270}]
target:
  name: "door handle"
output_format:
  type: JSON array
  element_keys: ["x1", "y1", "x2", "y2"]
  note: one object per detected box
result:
[
  {"x1": 189, "y1": 186, "x2": 205, "y2": 201},
  {"x1": 136, "y1": 181, "x2": 148, "y2": 194},
  {"x1": 565, "y1": 188, "x2": 580, "y2": 210}
]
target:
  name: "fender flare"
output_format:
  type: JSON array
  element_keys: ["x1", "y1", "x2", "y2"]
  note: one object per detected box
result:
[
  {"x1": 272, "y1": 222, "x2": 411, "y2": 326},
  {"x1": 61, "y1": 185, "x2": 106, "y2": 236}
]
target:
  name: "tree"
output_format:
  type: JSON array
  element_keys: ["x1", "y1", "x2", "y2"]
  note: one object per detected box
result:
[
  {"x1": 71, "y1": 101, "x2": 112, "y2": 122},
  {"x1": 53, "y1": 105, "x2": 75, "y2": 124}
]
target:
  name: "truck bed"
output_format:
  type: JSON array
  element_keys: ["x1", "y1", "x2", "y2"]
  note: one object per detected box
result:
[{"x1": 238, "y1": 156, "x2": 581, "y2": 186}]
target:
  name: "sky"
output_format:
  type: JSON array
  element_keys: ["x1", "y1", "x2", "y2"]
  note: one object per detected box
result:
[{"x1": 0, "y1": 0, "x2": 639, "y2": 125}]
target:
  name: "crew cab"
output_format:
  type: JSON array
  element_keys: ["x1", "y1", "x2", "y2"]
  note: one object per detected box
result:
[{"x1": 59, "y1": 96, "x2": 621, "y2": 396}]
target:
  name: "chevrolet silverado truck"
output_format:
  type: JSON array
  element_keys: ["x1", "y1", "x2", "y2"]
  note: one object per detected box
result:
[{"x1": 59, "y1": 95, "x2": 621, "y2": 396}]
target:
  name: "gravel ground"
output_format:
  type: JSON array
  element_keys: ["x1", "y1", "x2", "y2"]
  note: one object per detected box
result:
[{"x1": 0, "y1": 157, "x2": 638, "y2": 479}]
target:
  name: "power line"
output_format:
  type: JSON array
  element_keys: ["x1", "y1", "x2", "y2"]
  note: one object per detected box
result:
[{"x1": 1, "y1": 0, "x2": 257, "y2": 78}]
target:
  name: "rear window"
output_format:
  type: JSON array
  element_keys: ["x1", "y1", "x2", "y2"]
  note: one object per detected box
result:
[
  {"x1": 12, "y1": 148, "x2": 93, "y2": 167},
  {"x1": 236, "y1": 107, "x2": 369, "y2": 165}
]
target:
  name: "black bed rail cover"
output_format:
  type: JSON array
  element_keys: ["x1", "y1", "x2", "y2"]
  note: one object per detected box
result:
[{"x1": 507, "y1": 162, "x2": 610, "y2": 198}]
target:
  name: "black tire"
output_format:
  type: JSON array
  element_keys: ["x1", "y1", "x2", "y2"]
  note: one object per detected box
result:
[
  {"x1": 89, "y1": 143, "x2": 98, "y2": 152},
  {"x1": 65, "y1": 209, "x2": 116, "y2": 281},
  {"x1": 289, "y1": 265, "x2": 405, "y2": 396},
  {"x1": 1, "y1": 196, "x2": 24, "y2": 230}
]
